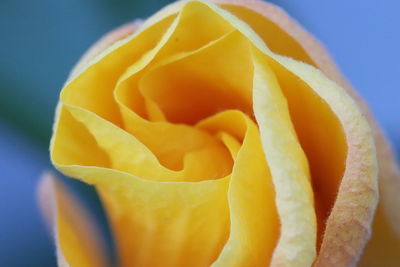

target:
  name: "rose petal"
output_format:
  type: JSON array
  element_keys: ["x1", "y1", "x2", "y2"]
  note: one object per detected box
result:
[
  {"x1": 251, "y1": 48, "x2": 317, "y2": 266},
  {"x1": 198, "y1": 110, "x2": 279, "y2": 266},
  {"x1": 37, "y1": 172, "x2": 110, "y2": 267},
  {"x1": 213, "y1": 1, "x2": 390, "y2": 266}
]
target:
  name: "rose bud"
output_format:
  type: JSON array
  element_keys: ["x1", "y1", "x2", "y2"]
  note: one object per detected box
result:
[{"x1": 38, "y1": 0, "x2": 400, "y2": 266}]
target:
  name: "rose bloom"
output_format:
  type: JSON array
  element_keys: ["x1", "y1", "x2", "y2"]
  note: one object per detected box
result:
[{"x1": 38, "y1": 0, "x2": 400, "y2": 266}]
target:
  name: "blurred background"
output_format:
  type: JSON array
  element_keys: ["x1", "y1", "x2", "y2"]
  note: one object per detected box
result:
[{"x1": 0, "y1": 0, "x2": 399, "y2": 266}]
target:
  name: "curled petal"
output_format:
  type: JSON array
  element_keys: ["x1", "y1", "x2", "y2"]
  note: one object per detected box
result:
[{"x1": 212, "y1": 1, "x2": 397, "y2": 266}]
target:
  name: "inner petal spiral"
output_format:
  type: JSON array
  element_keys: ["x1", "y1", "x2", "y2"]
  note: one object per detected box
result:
[
  {"x1": 49, "y1": 1, "x2": 333, "y2": 267},
  {"x1": 139, "y1": 31, "x2": 253, "y2": 125}
]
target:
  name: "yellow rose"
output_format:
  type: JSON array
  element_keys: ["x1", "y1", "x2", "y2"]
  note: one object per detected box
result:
[{"x1": 39, "y1": 0, "x2": 400, "y2": 266}]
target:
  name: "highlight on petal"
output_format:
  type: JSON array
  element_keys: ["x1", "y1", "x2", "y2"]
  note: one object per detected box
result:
[
  {"x1": 37, "y1": 172, "x2": 110, "y2": 267},
  {"x1": 252, "y1": 48, "x2": 316, "y2": 266}
]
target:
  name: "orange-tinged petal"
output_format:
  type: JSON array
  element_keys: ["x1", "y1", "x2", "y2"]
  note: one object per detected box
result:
[
  {"x1": 212, "y1": 1, "x2": 387, "y2": 266},
  {"x1": 281, "y1": 55, "x2": 377, "y2": 267},
  {"x1": 37, "y1": 172, "x2": 110, "y2": 267},
  {"x1": 48, "y1": 0, "x2": 391, "y2": 266},
  {"x1": 214, "y1": 0, "x2": 398, "y2": 265}
]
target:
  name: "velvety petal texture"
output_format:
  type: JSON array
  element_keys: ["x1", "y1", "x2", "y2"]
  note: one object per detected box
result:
[{"x1": 43, "y1": 0, "x2": 400, "y2": 266}]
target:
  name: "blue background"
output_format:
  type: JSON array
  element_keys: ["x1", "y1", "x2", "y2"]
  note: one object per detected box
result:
[{"x1": 0, "y1": 0, "x2": 398, "y2": 266}]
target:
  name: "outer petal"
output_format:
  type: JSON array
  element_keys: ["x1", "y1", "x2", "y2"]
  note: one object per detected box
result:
[
  {"x1": 209, "y1": 0, "x2": 397, "y2": 266},
  {"x1": 37, "y1": 172, "x2": 110, "y2": 267},
  {"x1": 198, "y1": 1, "x2": 378, "y2": 266}
]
